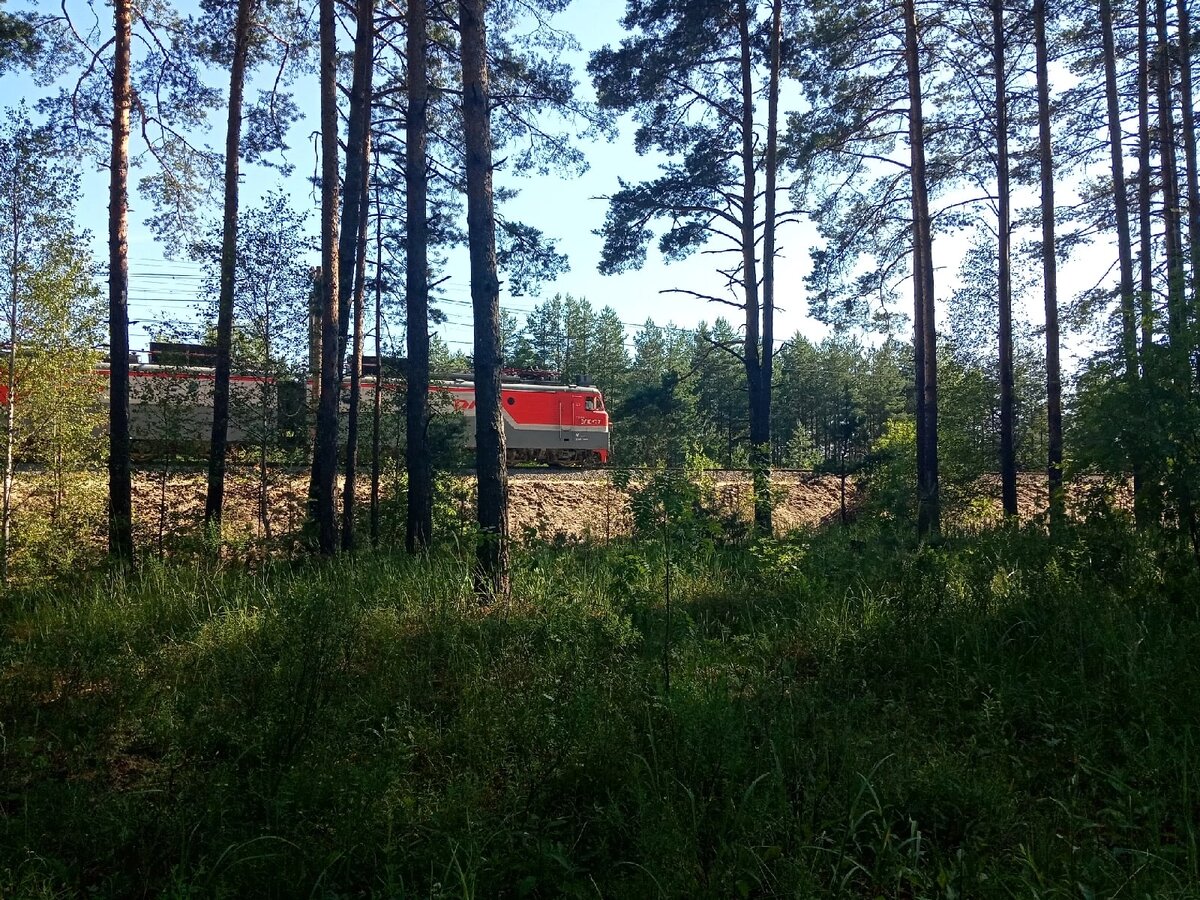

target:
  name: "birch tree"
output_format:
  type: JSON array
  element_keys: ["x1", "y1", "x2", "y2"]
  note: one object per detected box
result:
[{"x1": 1, "y1": 110, "x2": 101, "y2": 582}]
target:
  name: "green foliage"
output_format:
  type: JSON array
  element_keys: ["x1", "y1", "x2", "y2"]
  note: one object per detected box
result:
[
  {"x1": 862, "y1": 416, "x2": 919, "y2": 521},
  {"x1": 1072, "y1": 347, "x2": 1200, "y2": 551},
  {"x1": 613, "y1": 371, "x2": 701, "y2": 466},
  {"x1": 613, "y1": 450, "x2": 731, "y2": 549},
  {"x1": 193, "y1": 190, "x2": 313, "y2": 378},
  {"x1": 9, "y1": 243, "x2": 105, "y2": 465},
  {"x1": 2, "y1": 522, "x2": 1199, "y2": 896},
  {"x1": 1, "y1": 105, "x2": 104, "y2": 582},
  {"x1": 773, "y1": 334, "x2": 909, "y2": 469},
  {"x1": 0, "y1": 0, "x2": 39, "y2": 71}
]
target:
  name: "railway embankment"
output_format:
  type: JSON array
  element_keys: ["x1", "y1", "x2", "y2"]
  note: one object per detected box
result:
[{"x1": 6, "y1": 468, "x2": 1128, "y2": 567}]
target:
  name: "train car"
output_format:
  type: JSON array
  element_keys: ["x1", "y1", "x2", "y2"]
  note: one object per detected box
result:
[
  {"x1": 121, "y1": 365, "x2": 282, "y2": 443},
  {"x1": 440, "y1": 376, "x2": 609, "y2": 465},
  {"x1": 98, "y1": 355, "x2": 610, "y2": 465}
]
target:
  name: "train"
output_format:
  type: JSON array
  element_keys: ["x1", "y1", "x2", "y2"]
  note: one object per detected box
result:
[{"x1": 98, "y1": 343, "x2": 611, "y2": 465}]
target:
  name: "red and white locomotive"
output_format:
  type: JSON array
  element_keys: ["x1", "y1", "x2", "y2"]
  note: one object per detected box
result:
[
  {"x1": 439, "y1": 373, "x2": 609, "y2": 465},
  {"x1": 105, "y1": 344, "x2": 610, "y2": 465}
]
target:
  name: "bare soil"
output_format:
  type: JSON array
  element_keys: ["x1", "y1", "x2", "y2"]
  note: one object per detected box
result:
[{"x1": 6, "y1": 466, "x2": 1131, "y2": 564}]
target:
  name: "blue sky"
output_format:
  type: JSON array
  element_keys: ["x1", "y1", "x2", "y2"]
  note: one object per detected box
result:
[
  {"x1": 8, "y1": 0, "x2": 1112, "y2": 369},
  {"x1": 8, "y1": 0, "x2": 829, "y2": 360}
]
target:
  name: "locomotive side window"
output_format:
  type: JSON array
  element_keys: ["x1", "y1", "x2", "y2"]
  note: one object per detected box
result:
[{"x1": 585, "y1": 398, "x2": 595, "y2": 411}]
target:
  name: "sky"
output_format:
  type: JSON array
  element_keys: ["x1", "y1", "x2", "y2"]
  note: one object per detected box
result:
[{"x1": 8, "y1": 0, "x2": 1113, "y2": 370}]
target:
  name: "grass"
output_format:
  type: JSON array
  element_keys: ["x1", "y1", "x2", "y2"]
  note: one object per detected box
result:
[{"x1": 1, "y1": 517, "x2": 1198, "y2": 897}]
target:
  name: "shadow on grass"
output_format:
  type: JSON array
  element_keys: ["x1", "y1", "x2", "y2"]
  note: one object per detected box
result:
[{"x1": 2, "y1": 521, "x2": 1199, "y2": 897}]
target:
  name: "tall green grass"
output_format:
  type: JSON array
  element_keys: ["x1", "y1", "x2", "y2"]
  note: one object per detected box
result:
[{"x1": 1, "y1": 520, "x2": 1198, "y2": 897}]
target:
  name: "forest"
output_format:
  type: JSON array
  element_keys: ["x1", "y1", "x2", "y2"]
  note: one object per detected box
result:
[{"x1": 1, "y1": 0, "x2": 1199, "y2": 896}]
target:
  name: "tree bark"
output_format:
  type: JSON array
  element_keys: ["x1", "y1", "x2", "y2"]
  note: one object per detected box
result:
[
  {"x1": 1102, "y1": 0, "x2": 1140, "y2": 380},
  {"x1": 312, "y1": 0, "x2": 340, "y2": 555},
  {"x1": 342, "y1": 134, "x2": 371, "y2": 551},
  {"x1": 339, "y1": 0, "x2": 374, "y2": 552},
  {"x1": 1134, "y1": 0, "x2": 1162, "y2": 527},
  {"x1": 336, "y1": 0, "x2": 375, "y2": 379},
  {"x1": 460, "y1": 0, "x2": 509, "y2": 599},
  {"x1": 1103, "y1": 0, "x2": 1145, "y2": 512},
  {"x1": 205, "y1": 0, "x2": 254, "y2": 533},
  {"x1": 2, "y1": 199, "x2": 16, "y2": 583},
  {"x1": 108, "y1": 0, "x2": 133, "y2": 565},
  {"x1": 1033, "y1": 0, "x2": 1063, "y2": 530},
  {"x1": 1174, "y1": 0, "x2": 1200, "y2": 314},
  {"x1": 406, "y1": 0, "x2": 433, "y2": 554},
  {"x1": 370, "y1": 175, "x2": 382, "y2": 549},
  {"x1": 1156, "y1": 0, "x2": 1198, "y2": 546},
  {"x1": 1156, "y1": 0, "x2": 1188, "y2": 352},
  {"x1": 757, "y1": 0, "x2": 782, "y2": 535},
  {"x1": 259, "y1": 325, "x2": 272, "y2": 540},
  {"x1": 903, "y1": 0, "x2": 939, "y2": 537},
  {"x1": 993, "y1": 0, "x2": 1017, "y2": 518},
  {"x1": 736, "y1": 0, "x2": 769, "y2": 535},
  {"x1": 1138, "y1": 0, "x2": 1155, "y2": 363}
]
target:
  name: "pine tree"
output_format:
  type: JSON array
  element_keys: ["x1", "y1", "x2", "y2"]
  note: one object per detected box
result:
[
  {"x1": 201, "y1": 0, "x2": 306, "y2": 533},
  {"x1": 589, "y1": 306, "x2": 631, "y2": 406},
  {"x1": 108, "y1": 0, "x2": 134, "y2": 565},
  {"x1": 206, "y1": 0, "x2": 257, "y2": 533},
  {"x1": 460, "y1": 0, "x2": 509, "y2": 599},
  {"x1": 406, "y1": 0, "x2": 433, "y2": 554},
  {"x1": 340, "y1": 0, "x2": 375, "y2": 552},
  {"x1": 0, "y1": 0, "x2": 38, "y2": 70},
  {"x1": 591, "y1": 0, "x2": 798, "y2": 533},
  {"x1": 1034, "y1": 0, "x2": 1065, "y2": 528},
  {"x1": 312, "y1": 0, "x2": 341, "y2": 555},
  {"x1": 797, "y1": 0, "x2": 943, "y2": 534}
]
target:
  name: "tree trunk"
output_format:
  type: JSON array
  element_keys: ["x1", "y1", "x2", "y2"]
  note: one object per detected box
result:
[
  {"x1": 259, "y1": 383, "x2": 272, "y2": 540},
  {"x1": 341, "y1": 134, "x2": 371, "y2": 551},
  {"x1": 370, "y1": 177, "x2": 382, "y2": 549},
  {"x1": 757, "y1": 0, "x2": 782, "y2": 533},
  {"x1": 406, "y1": 0, "x2": 433, "y2": 553},
  {"x1": 1135, "y1": 0, "x2": 1160, "y2": 527},
  {"x1": 903, "y1": 0, "x2": 939, "y2": 537},
  {"x1": 1174, "y1": 0, "x2": 1200, "y2": 315},
  {"x1": 204, "y1": 0, "x2": 254, "y2": 533},
  {"x1": 1156, "y1": 0, "x2": 1188, "y2": 353},
  {"x1": 336, "y1": 0, "x2": 375, "y2": 379},
  {"x1": 2, "y1": 216, "x2": 16, "y2": 583},
  {"x1": 312, "y1": 0, "x2": 341, "y2": 555},
  {"x1": 460, "y1": 0, "x2": 509, "y2": 599},
  {"x1": 338, "y1": 0, "x2": 375, "y2": 550},
  {"x1": 1137, "y1": 0, "x2": 1156, "y2": 364},
  {"x1": 1102, "y1": 0, "x2": 1145, "y2": 510},
  {"x1": 993, "y1": 0, "x2": 1017, "y2": 518},
  {"x1": 736, "y1": 0, "x2": 769, "y2": 535},
  {"x1": 158, "y1": 451, "x2": 169, "y2": 559},
  {"x1": 108, "y1": 0, "x2": 134, "y2": 565},
  {"x1": 1102, "y1": 0, "x2": 1140, "y2": 380},
  {"x1": 1156, "y1": 0, "x2": 1198, "y2": 545},
  {"x1": 259, "y1": 308, "x2": 272, "y2": 540},
  {"x1": 1033, "y1": 0, "x2": 1063, "y2": 530}
]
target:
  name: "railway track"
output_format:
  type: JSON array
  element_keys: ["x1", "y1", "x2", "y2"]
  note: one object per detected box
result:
[
  {"x1": 10, "y1": 460, "x2": 832, "y2": 483},
  {"x1": 495, "y1": 467, "x2": 829, "y2": 481}
]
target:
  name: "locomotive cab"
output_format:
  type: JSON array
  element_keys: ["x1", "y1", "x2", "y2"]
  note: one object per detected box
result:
[{"x1": 444, "y1": 375, "x2": 611, "y2": 466}]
